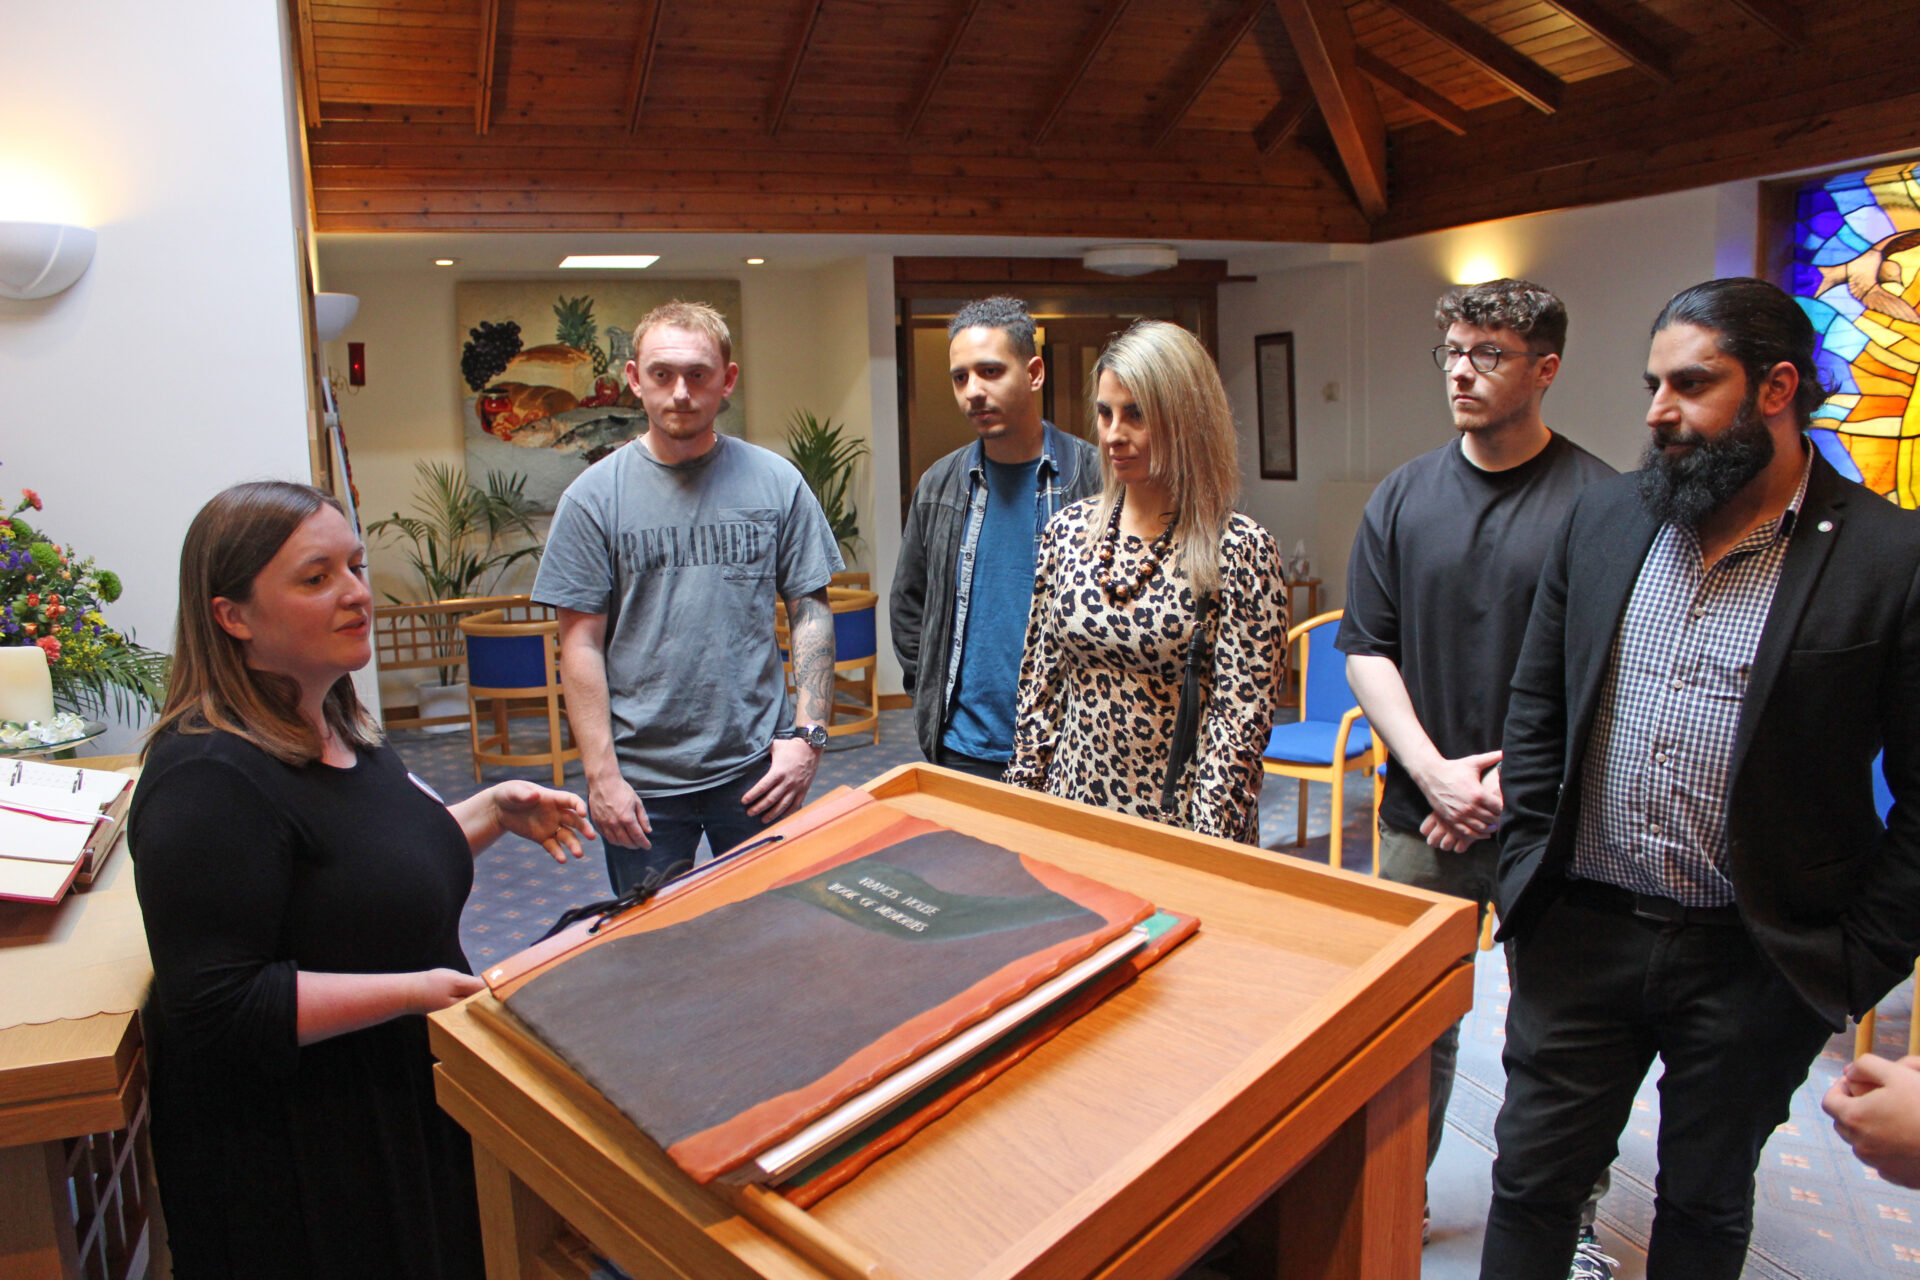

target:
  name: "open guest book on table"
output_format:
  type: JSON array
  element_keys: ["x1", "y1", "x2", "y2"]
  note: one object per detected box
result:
[
  {"x1": 477, "y1": 786, "x2": 1198, "y2": 1203},
  {"x1": 0, "y1": 759, "x2": 133, "y2": 904}
]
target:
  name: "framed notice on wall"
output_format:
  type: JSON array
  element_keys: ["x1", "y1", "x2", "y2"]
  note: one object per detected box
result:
[{"x1": 1255, "y1": 331, "x2": 1297, "y2": 481}]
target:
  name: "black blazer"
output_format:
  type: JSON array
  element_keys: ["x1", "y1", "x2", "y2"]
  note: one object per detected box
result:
[{"x1": 1496, "y1": 452, "x2": 1920, "y2": 1031}]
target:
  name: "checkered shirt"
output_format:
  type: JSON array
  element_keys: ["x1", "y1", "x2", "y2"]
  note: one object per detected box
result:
[{"x1": 1570, "y1": 454, "x2": 1813, "y2": 906}]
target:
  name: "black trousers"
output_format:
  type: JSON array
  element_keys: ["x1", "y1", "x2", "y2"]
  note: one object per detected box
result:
[{"x1": 1480, "y1": 886, "x2": 1832, "y2": 1280}]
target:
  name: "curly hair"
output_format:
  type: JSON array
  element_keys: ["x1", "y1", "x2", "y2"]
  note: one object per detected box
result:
[{"x1": 1435, "y1": 278, "x2": 1569, "y2": 356}]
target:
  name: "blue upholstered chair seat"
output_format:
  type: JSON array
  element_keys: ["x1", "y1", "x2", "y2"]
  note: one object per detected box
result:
[{"x1": 1265, "y1": 720, "x2": 1373, "y2": 767}]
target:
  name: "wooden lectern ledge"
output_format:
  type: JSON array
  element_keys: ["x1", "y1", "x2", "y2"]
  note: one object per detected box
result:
[{"x1": 430, "y1": 764, "x2": 1476, "y2": 1280}]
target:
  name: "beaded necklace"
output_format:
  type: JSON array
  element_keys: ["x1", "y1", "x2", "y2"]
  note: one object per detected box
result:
[{"x1": 1094, "y1": 491, "x2": 1177, "y2": 605}]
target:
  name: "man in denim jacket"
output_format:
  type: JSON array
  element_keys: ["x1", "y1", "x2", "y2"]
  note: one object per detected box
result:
[{"x1": 890, "y1": 297, "x2": 1100, "y2": 776}]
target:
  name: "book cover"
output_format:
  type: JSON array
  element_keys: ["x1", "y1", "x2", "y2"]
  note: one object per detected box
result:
[{"x1": 502, "y1": 807, "x2": 1153, "y2": 1183}]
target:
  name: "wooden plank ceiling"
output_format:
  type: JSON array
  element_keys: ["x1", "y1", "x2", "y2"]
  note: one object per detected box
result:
[{"x1": 297, "y1": 0, "x2": 1920, "y2": 243}]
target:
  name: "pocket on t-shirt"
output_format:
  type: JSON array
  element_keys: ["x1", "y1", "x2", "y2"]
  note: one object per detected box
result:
[{"x1": 718, "y1": 508, "x2": 779, "y2": 581}]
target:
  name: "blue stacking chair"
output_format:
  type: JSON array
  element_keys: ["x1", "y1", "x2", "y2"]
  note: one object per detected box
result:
[
  {"x1": 458, "y1": 606, "x2": 579, "y2": 786},
  {"x1": 1261, "y1": 610, "x2": 1385, "y2": 873}
]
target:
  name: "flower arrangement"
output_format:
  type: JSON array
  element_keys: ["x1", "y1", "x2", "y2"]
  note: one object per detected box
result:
[{"x1": 1, "y1": 483, "x2": 169, "y2": 722}]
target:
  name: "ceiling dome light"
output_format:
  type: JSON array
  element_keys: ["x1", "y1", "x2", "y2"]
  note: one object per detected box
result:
[{"x1": 1082, "y1": 243, "x2": 1178, "y2": 277}]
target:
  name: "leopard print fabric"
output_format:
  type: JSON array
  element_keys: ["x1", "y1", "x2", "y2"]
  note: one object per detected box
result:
[{"x1": 1004, "y1": 500, "x2": 1289, "y2": 841}]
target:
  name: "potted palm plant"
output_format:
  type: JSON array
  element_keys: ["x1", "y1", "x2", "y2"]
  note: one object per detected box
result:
[
  {"x1": 364, "y1": 462, "x2": 542, "y2": 728},
  {"x1": 785, "y1": 410, "x2": 868, "y2": 564}
]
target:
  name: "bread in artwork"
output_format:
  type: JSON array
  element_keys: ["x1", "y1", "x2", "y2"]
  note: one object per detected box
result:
[{"x1": 501, "y1": 343, "x2": 595, "y2": 399}]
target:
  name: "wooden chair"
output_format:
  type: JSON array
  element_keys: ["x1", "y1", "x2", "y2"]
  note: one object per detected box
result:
[
  {"x1": 1855, "y1": 752, "x2": 1914, "y2": 1058},
  {"x1": 373, "y1": 594, "x2": 530, "y2": 729},
  {"x1": 774, "y1": 587, "x2": 882, "y2": 745},
  {"x1": 457, "y1": 606, "x2": 580, "y2": 787},
  {"x1": 1261, "y1": 610, "x2": 1385, "y2": 874}
]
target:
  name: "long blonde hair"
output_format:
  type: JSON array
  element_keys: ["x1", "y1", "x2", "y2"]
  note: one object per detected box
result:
[
  {"x1": 147, "y1": 482, "x2": 382, "y2": 765},
  {"x1": 1087, "y1": 320, "x2": 1240, "y2": 596}
]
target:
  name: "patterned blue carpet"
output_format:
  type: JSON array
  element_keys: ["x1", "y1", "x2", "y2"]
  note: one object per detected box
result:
[{"x1": 389, "y1": 709, "x2": 1920, "y2": 1278}]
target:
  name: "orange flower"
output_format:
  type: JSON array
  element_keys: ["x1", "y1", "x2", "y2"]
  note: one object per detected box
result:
[
  {"x1": 25, "y1": 594, "x2": 38, "y2": 607},
  {"x1": 35, "y1": 636, "x2": 59, "y2": 662},
  {"x1": 20, "y1": 623, "x2": 35, "y2": 636},
  {"x1": 21, "y1": 489, "x2": 41, "y2": 511}
]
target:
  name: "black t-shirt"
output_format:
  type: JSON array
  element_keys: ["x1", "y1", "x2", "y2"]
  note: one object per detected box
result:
[{"x1": 1338, "y1": 433, "x2": 1616, "y2": 832}]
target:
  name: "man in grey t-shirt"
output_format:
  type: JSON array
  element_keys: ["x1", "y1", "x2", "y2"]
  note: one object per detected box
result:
[{"x1": 534, "y1": 300, "x2": 842, "y2": 894}]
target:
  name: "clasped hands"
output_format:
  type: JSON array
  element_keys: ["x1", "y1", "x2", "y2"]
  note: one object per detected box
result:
[{"x1": 1417, "y1": 751, "x2": 1504, "y2": 852}]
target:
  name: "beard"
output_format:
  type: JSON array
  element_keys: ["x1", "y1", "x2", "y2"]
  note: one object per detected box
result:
[{"x1": 1635, "y1": 392, "x2": 1775, "y2": 530}]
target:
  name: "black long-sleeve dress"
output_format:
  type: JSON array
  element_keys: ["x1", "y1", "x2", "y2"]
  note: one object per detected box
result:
[{"x1": 130, "y1": 727, "x2": 483, "y2": 1280}]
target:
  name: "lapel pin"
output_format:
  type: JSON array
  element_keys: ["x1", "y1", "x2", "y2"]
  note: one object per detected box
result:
[{"x1": 1817, "y1": 519, "x2": 1834, "y2": 533}]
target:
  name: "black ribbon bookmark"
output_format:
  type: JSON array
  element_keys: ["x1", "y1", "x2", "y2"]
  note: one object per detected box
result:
[{"x1": 533, "y1": 832, "x2": 786, "y2": 943}]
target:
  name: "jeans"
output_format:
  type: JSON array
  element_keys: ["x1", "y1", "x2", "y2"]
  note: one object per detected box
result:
[
  {"x1": 1480, "y1": 888, "x2": 1832, "y2": 1279},
  {"x1": 1378, "y1": 822, "x2": 1498, "y2": 1171},
  {"x1": 602, "y1": 759, "x2": 770, "y2": 895}
]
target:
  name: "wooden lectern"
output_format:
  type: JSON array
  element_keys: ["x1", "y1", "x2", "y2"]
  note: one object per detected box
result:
[{"x1": 430, "y1": 765, "x2": 1476, "y2": 1280}]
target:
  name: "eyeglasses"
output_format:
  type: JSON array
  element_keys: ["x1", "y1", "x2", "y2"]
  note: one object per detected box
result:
[{"x1": 1432, "y1": 344, "x2": 1545, "y2": 374}]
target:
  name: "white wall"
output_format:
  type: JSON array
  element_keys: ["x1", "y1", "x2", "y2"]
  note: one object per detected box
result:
[
  {"x1": 0, "y1": 0, "x2": 314, "y2": 753},
  {"x1": 1219, "y1": 182, "x2": 1759, "y2": 611}
]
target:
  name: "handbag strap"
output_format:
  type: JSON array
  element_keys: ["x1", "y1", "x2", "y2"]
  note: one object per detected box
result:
[{"x1": 1159, "y1": 592, "x2": 1219, "y2": 814}]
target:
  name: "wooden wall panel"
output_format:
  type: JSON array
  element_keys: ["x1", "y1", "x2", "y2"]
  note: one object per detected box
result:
[
  {"x1": 1378, "y1": 0, "x2": 1920, "y2": 238},
  {"x1": 296, "y1": 0, "x2": 1915, "y2": 245}
]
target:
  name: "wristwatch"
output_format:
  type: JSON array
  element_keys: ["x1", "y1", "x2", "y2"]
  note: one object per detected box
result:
[{"x1": 774, "y1": 723, "x2": 829, "y2": 749}]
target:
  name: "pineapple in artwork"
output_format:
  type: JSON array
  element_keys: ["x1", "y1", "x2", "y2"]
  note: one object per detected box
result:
[{"x1": 554, "y1": 294, "x2": 609, "y2": 375}]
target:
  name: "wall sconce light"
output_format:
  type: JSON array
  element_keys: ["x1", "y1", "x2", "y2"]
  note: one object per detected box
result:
[
  {"x1": 0, "y1": 222, "x2": 97, "y2": 300},
  {"x1": 313, "y1": 292, "x2": 359, "y2": 342},
  {"x1": 1082, "y1": 243, "x2": 1179, "y2": 277}
]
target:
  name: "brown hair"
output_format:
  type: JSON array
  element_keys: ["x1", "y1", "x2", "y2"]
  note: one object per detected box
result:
[
  {"x1": 1087, "y1": 320, "x2": 1240, "y2": 596},
  {"x1": 146, "y1": 481, "x2": 381, "y2": 765},
  {"x1": 631, "y1": 299, "x2": 734, "y2": 364}
]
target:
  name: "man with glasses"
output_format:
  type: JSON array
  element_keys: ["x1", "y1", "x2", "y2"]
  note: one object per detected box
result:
[{"x1": 1339, "y1": 278, "x2": 1615, "y2": 1272}]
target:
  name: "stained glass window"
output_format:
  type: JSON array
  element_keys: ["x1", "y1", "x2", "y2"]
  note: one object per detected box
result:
[{"x1": 1791, "y1": 162, "x2": 1920, "y2": 508}]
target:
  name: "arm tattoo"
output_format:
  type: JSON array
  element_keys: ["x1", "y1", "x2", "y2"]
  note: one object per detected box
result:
[{"x1": 786, "y1": 589, "x2": 835, "y2": 725}]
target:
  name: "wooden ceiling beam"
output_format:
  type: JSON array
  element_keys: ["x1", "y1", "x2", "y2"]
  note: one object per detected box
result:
[
  {"x1": 1252, "y1": 94, "x2": 1316, "y2": 155},
  {"x1": 1032, "y1": 0, "x2": 1132, "y2": 147},
  {"x1": 474, "y1": 0, "x2": 500, "y2": 135},
  {"x1": 1274, "y1": 0, "x2": 1382, "y2": 214},
  {"x1": 767, "y1": 0, "x2": 827, "y2": 137},
  {"x1": 1274, "y1": 0, "x2": 1388, "y2": 218},
  {"x1": 1722, "y1": 0, "x2": 1803, "y2": 44},
  {"x1": 1374, "y1": 0, "x2": 1563, "y2": 113},
  {"x1": 1548, "y1": 0, "x2": 1672, "y2": 84},
  {"x1": 904, "y1": 0, "x2": 987, "y2": 138},
  {"x1": 624, "y1": 0, "x2": 666, "y2": 134},
  {"x1": 1354, "y1": 48, "x2": 1468, "y2": 134},
  {"x1": 1152, "y1": 0, "x2": 1271, "y2": 149}
]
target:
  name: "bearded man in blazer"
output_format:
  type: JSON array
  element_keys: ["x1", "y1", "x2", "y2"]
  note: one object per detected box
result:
[{"x1": 1480, "y1": 277, "x2": 1920, "y2": 1280}]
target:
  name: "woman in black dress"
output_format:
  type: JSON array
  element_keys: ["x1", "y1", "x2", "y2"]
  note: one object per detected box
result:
[{"x1": 130, "y1": 481, "x2": 594, "y2": 1279}]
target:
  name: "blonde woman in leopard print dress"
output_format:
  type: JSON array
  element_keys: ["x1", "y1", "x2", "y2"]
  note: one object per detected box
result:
[{"x1": 1003, "y1": 320, "x2": 1288, "y2": 842}]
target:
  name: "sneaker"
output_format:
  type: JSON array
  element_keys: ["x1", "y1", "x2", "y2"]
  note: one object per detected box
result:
[{"x1": 1568, "y1": 1228, "x2": 1617, "y2": 1280}]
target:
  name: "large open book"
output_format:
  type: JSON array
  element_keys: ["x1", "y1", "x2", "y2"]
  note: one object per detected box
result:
[{"x1": 480, "y1": 788, "x2": 1197, "y2": 1191}]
